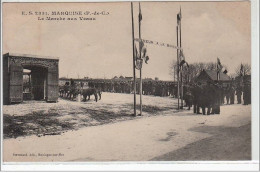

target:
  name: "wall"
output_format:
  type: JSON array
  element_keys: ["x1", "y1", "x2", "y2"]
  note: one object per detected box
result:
[{"x1": 3, "y1": 54, "x2": 9, "y2": 104}]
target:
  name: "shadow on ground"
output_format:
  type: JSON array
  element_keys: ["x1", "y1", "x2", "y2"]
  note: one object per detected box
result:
[
  {"x1": 126, "y1": 104, "x2": 176, "y2": 114},
  {"x1": 3, "y1": 102, "x2": 178, "y2": 139},
  {"x1": 151, "y1": 123, "x2": 251, "y2": 161}
]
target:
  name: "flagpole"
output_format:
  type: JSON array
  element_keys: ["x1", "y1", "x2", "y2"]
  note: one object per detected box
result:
[
  {"x1": 173, "y1": 65, "x2": 175, "y2": 82},
  {"x1": 179, "y1": 7, "x2": 183, "y2": 109},
  {"x1": 217, "y1": 57, "x2": 218, "y2": 81},
  {"x1": 217, "y1": 58, "x2": 219, "y2": 81},
  {"x1": 139, "y1": 2, "x2": 143, "y2": 116},
  {"x1": 131, "y1": 2, "x2": 136, "y2": 116},
  {"x1": 176, "y1": 25, "x2": 180, "y2": 110}
]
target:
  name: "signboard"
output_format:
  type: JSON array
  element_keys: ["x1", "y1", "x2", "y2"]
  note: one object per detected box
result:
[{"x1": 134, "y1": 38, "x2": 182, "y2": 50}]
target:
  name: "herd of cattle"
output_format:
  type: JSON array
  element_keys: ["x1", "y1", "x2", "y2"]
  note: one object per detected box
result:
[
  {"x1": 59, "y1": 79, "x2": 251, "y2": 115},
  {"x1": 59, "y1": 82, "x2": 102, "y2": 102}
]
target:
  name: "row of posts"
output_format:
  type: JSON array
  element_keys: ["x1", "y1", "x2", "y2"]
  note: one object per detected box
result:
[{"x1": 131, "y1": 3, "x2": 184, "y2": 116}]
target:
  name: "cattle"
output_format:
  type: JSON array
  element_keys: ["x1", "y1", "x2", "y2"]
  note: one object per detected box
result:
[
  {"x1": 67, "y1": 84, "x2": 81, "y2": 100},
  {"x1": 59, "y1": 81, "x2": 102, "y2": 102},
  {"x1": 80, "y1": 88, "x2": 99, "y2": 102}
]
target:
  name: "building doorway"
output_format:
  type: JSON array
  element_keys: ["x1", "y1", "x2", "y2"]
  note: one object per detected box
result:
[
  {"x1": 3, "y1": 53, "x2": 59, "y2": 105},
  {"x1": 23, "y1": 66, "x2": 47, "y2": 101}
]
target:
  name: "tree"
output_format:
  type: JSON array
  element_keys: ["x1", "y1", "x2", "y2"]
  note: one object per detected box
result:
[
  {"x1": 169, "y1": 60, "x2": 178, "y2": 82},
  {"x1": 235, "y1": 63, "x2": 251, "y2": 77},
  {"x1": 169, "y1": 60, "x2": 229, "y2": 83}
]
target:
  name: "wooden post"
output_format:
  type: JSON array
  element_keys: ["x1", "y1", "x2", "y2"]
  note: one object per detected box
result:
[
  {"x1": 180, "y1": 8, "x2": 183, "y2": 109},
  {"x1": 131, "y1": 2, "x2": 136, "y2": 116},
  {"x1": 173, "y1": 65, "x2": 176, "y2": 82},
  {"x1": 180, "y1": 65, "x2": 183, "y2": 109},
  {"x1": 176, "y1": 25, "x2": 180, "y2": 110},
  {"x1": 140, "y1": 67, "x2": 142, "y2": 115},
  {"x1": 139, "y1": 2, "x2": 143, "y2": 116}
]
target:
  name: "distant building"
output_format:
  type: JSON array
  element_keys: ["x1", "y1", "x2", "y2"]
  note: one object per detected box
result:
[
  {"x1": 119, "y1": 76, "x2": 125, "y2": 79},
  {"x1": 195, "y1": 69, "x2": 231, "y2": 85},
  {"x1": 143, "y1": 78, "x2": 153, "y2": 82},
  {"x1": 125, "y1": 77, "x2": 133, "y2": 81}
]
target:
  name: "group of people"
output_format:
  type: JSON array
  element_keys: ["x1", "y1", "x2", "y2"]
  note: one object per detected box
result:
[
  {"x1": 63, "y1": 79, "x2": 178, "y2": 97},
  {"x1": 183, "y1": 81, "x2": 251, "y2": 115},
  {"x1": 139, "y1": 81, "x2": 176, "y2": 97},
  {"x1": 88, "y1": 80, "x2": 132, "y2": 94},
  {"x1": 59, "y1": 78, "x2": 251, "y2": 115}
]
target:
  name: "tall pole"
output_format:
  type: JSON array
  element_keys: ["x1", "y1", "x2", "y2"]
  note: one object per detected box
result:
[
  {"x1": 131, "y1": 2, "x2": 136, "y2": 116},
  {"x1": 173, "y1": 65, "x2": 176, "y2": 82},
  {"x1": 176, "y1": 25, "x2": 180, "y2": 110},
  {"x1": 180, "y1": 7, "x2": 183, "y2": 109},
  {"x1": 217, "y1": 58, "x2": 219, "y2": 81},
  {"x1": 139, "y1": 2, "x2": 143, "y2": 116},
  {"x1": 180, "y1": 65, "x2": 183, "y2": 109}
]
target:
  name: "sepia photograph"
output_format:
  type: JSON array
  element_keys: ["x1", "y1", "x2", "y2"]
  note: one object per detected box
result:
[{"x1": 1, "y1": 0, "x2": 259, "y2": 171}]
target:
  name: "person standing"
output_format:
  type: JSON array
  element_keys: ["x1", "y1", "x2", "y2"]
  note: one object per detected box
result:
[
  {"x1": 225, "y1": 86, "x2": 230, "y2": 105},
  {"x1": 211, "y1": 82, "x2": 221, "y2": 114},
  {"x1": 243, "y1": 83, "x2": 251, "y2": 105},
  {"x1": 220, "y1": 86, "x2": 225, "y2": 105},
  {"x1": 236, "y1": 86, "x2": 242, "y2": 104},
  {"x1": 191, "y1": 83, "x2": 201, "y2": 114},
  {"x1": 247, "y1": 84, "x2": 251, "y2": 104},
  {"x1": 230, "y1": 85, "x2": 235, "y2": 104},
  {"x1": 70, "y1": 78, "x2": 75, "y2": 86}
]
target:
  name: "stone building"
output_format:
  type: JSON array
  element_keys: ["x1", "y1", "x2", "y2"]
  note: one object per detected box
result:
[{"x1": 3, "y1": 53, "x2": 59, "y2": 104}]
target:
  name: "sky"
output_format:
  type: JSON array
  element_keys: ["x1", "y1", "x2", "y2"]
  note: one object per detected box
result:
[{"x1": 3, "y1": 1, "x2": 251, "y2": 80}]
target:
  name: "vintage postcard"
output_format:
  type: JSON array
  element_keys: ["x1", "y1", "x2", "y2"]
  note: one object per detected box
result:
[{"x1": 1, "y1": 0, "x2": 259, "y2": 171}]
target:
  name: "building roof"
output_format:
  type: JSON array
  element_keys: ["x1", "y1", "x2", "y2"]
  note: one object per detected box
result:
[
  {"x1": 125, "y1": 77, "x2": 133, "y2": 79},
  {"x1": 203, "y1": 70, "x2": 231, "y2": 81},
  {"x1": 196, "y1": 69, "x2": 231, "y2": 82},
  {"x1": 4, "y1": 53, "x2": 59, "y2": 60}
]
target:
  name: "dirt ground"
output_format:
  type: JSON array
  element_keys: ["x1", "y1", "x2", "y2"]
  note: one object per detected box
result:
[
  {"x1": 151, "y1": 123, "x2": 251, "y2": 161},
  {"x1": 3, "y1": 92, "x2": 251, "y2": 162},
  {"x1": 3, "y1": 93, "x2": 176, "y2": 138}
]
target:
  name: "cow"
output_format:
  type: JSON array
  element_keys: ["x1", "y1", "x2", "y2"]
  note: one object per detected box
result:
[
  {"x1": 80, "y1": 88, "x2": 99, "y2": 102},
  {"x1": 67, "y1": 83, "x2": 81, "y2": 100}
]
